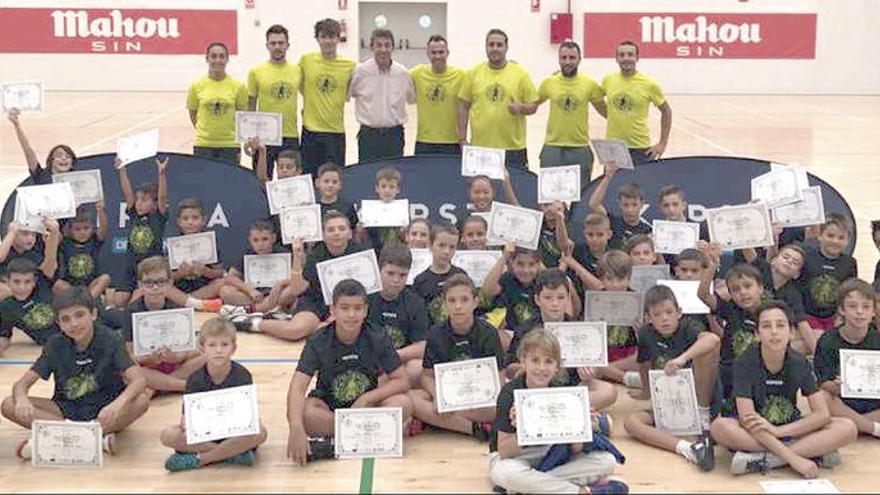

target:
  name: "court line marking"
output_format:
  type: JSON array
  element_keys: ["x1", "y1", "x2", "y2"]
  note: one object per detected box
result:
[
  {"x1": 78, "y1": 105, "x2": 183, "y2": 153},
  {"x1": 670, "y1": 121, "x2": 736, "y2": 155},
  {"x1": 715, "y1": 97, "x2": 777, "y2": 122},
  {"x1": 359, "y1": 458, "x2": 375, "y2": 494}
]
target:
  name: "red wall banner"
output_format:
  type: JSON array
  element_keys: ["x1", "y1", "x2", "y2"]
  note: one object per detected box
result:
[
  {"x1": 0, "y1": 8, "x2": 238, "y2": 54},
  {"x1": 584, "y1": 13, "x2": 816, "y2": 59}
]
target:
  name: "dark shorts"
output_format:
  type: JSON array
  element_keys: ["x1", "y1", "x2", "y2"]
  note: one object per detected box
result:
[
  {"x1": 629, "y1": 148, "x2": 653, "y2": 165},
  {"x1": 307, "y1": 389, "x2": 338, "y2": 411},
  {"x1": 54, "y1": 394, "x2": 118, "y2": 422},
  {"x1": 414, "y1": 141, "x2": 461, "y2": 156},
  {"x1": 504, "y1": 148, "x2": 528, "y2": 170},
  {"x1": 843, "y1": 397, "x2": 880, "y2": 415},
  {"x1": 292, "y1": 296, "x2": 329, "y2": 321},
  {"x1": 357, "y1": 125, "x2": 404, "y2": 163},
  {"x1": 251, "y1": 136, "x2": 299, "y2": 180},
  {"x1": 301, "y1": 128, "x2": 345, "y2": 175},
  {"x1": 193, "y1": 146, "x2": 242, "y2": 165},
  {"x1": 539, "y1": 144, "x2": 594, "y2": 180},
  {"x1": 175, "y1": 276, "x2": 210, "y2": 294}
]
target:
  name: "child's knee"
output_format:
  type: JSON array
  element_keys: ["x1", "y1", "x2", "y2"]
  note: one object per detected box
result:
[
  {"x1": 160, "y1": 425, "x2": 182, "y2": 447},
  {"x1": 489, "y1": 457, "x2": 530, "y2": 487},
  {"x1": 829, "y1": 417, "x2": 858, "y2": 440},
  {"x1": 0, "y1": 396, "x2": 15, "y2": 419},
  {"x1": 623, "y1": 412, "x2": 649, "y2": 434}
]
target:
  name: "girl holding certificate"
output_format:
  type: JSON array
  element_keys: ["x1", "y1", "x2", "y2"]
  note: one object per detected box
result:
[{"x1": 7, "y1": 108, "x2": 77, "y2": 184}]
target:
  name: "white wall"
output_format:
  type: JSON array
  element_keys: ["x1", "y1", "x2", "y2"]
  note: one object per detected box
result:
[{"x1": 0, "y1": 0, "x2": 877, "y2": 94}]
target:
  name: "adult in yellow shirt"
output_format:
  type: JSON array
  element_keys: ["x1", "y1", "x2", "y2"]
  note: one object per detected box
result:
[
  {"x1": 186, "y1": 42, "x2": 249, "y2": 165},
  {"x1": 410, "y1": 35, "x2": 464, "y2": 155},
  {"x1": 246, "y1": 24, "x2": 302, "y2": 179},
  {"x1": 534, "y1": 41, "x2": 607, "y2": 181},
  {"x1": 601, "y1": 41, "x2": 672, "y2": 165},
  {"x1": 298, "y1": 18, "x2": 355, "y2": 175},
  {"x1": 457, "y1": 29, "x2": 538, "y2": 170}
]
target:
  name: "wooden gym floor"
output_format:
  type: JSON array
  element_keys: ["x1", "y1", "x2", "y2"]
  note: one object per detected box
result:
[{"x1": 0, "y1": 93, "x2": 879, "y2": 492}]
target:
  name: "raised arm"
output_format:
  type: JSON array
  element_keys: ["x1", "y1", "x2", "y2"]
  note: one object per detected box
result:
[
  {"x1": 115, "y1": 159, "x2": 136, "y2": 209},
  {"x1": 499, "y1": 167, "x2": 520, "y2": 206},
  {"x1": 482, "y1": 241, "x2": 514, "y2": 298},
  {"x1": 156, "y1": 157, "x2": 169, "y2": 216},
  {"x1": 7, "y1": 109, "x2": 41, "y2": 174},
  {"x1": 0, "y1": 222, "x2": 19, "y2": 263},
  {"x1": 251, "y1": 138, "x2": 269, "y2": 187},
  {"x1": 587, "y1": 164, "x2": 618, "y2": 215},
  {"x1": 592, "y1": 99, "x2": 608, "y2": 119},
  {"x1": 39, "y1": 218, "x2": 61, "y2": 279},
  {"x1": 95, "y1": 201, "x2": 108, "y2": 241}
]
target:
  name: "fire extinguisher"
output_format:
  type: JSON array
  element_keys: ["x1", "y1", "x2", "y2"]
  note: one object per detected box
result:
[{"x1": 339, "y1": 19, "x2": 348, "y2": 43}]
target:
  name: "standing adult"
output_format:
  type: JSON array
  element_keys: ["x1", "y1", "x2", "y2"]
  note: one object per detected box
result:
[
  {"x1": 534, "y1": 41, "x2": 606, "y2": 181},
  {"x1": 348, "y1": 28, "x2": 415, "y2": 162},
  {"x1": 186, "y1": 42, "x2": 249, "y2": 165},
  {"x1": 602, "y1": 41, "x2": 672, "y2": 165},
  {"x1": 246, "y1": 24, "x2": 302, "y2": 180},
  {"x1": 457, "y1": 29, "x2": 538, "y2": 170},
  {"x1": 298, "y1": 19, "x2": 355, "y2": 174},
  {"x1": 410, "y1": 35, "x2": 465, "y2": 155}
]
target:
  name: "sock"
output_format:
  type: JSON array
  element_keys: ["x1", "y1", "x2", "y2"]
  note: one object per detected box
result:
[
  {"x1": 250, "y1": 317, "x2": 264, "y2": 333},
  {"x1": 873, "y1": 422, "x2": 880, "y2": 438},
  {"x1": 622, "y1": 371, "x2": 642, "y2": 388},
  {"x1": 185, "y1": 297, "x2": 203, "y2": 310},
  {"x1": 698, "y1": 406, "x2": 711, "y2": 431},
  {"x1": 675, "y1": 440, "x2": 697, "y2": 463}
]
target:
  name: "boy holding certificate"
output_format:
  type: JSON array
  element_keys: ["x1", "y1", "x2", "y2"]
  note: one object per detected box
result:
[
  {"x1": 413, "y1": 223, "x2": 466, "y2": 326},
  {"x1": 710, "y1": 300, "x2": 857, "y2": 477},
  {"x1": 0, "y1": 258, "x2": 62, "y2": 350},
  {"x1": 221, "y1": 219, "x2": 295, "y2": 314},
  {"x1": 170, "y1": 198, "x2": 225, "y2": 301},
  {"x1": 750, "y1": 243, "x2": 814, "y2": 354},
  {"x1": 316, "y1": 163, "x2": 359, "y2": 230},
  {"x1": 482, "y1": 241, "x2": 545, "y2": 336},
  {"x1": 362, "y1": 166, "x2": 406, "y2": 252},
  {"x1": 286, "y1": 279, "x2": 412, "y2": 465},
  {"x1": 162, "y1": 318, "x2": 268, "y2": 471},
  {"x1": 0, "y1": 219, "x2": 61, "y2": 300},
  {"x1": 814, "y1": 279, "x2": 880, "y2": 437},
  {"x1": 53, "y1": 205, "x2": 111, "y2": 299},
  {"x1": 1, "y1": 287, "x2": 149, "y2": 457},
  {"x1": 562, "y1": 213, "x2": 608, "y2": 296},
  {"x1": 587, "y1": 164, "x2": 651, "y2": 250}
]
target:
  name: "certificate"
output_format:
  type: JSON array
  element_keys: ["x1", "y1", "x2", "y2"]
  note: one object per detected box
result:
[
  {"x1": 334, "y1": 407, "x2": 403, "y2": 459},
  {"x1": 514, "y1": 386, "x2": 592, "y2": 446},
  {"x1": 359, "y1": 199, "x2": 410, "y2": 228},
  {"x1": 544, "y1": 322, "x2": 608, "y2": 367},
  {"x1": 2, "y1": 81, "x2": 43, "y2": 112},
  {"x1": 116, "y1": 128, "x2": 159, "y2": 167},
  {"x1": 407, "y1": 248, "x2": 432, "y2": 285},
  {"x1": 770, "y1": 162, "x2": 809, "y2": 192},
  {"x1": 14, "y1": 182, "x2": 77, "y2": 232},
  {"x1": 461, "y1": 145, "x2": 505, "y2": 180},
  {"x1": 316, "y1": 249, "x2": 382, "y2": 305},
  {"x1": 452, "y1": 250, "x2": 503, "y2": 288},
  {"x1": 839, "y1": 349, "x2": 880, "y2": 399},
  {"x1": 52, "y1": 169, "x2": 104, "y2": 205},
  {"x1": 434, "y1": 357, "x2": 501, "y2": 413},
  {"x1": 629, "y1": 264, "x2": 670, "y2": 294},
  {"x1": 657, "y1": 280, "x2": 709, "y2": 315},
  {"x1": 760, "y1": 479, "x2": 840, "y2": 494},
  {"x1": 591, "y1": 139, "x2": 634, "y2": 169},
  {"x1": 771, "y1": 186, "x2": 825, "y2": 228},
  {"x1": 265, "y1": 175, "x2": 315, "y2": 215},
  {"x1": 131, "y1": 307, "x2": 197, "y2": 357},
  {"x1": 244, "y1": 253, "x2": 291, "y2": 289},
  {"x1": 279, "y1": 204, "x2": 323, "y2": 244},
  {"x1": 706, "y1": 202, "x2": 774, "y2": 250},
  {"x1": 32, "y1": 420, "x2": 102, "y2": 468},
  {"x1": 235, "y1": 111, "x2": 282, "y2": 146},
  {"x1": 583, "y1": 291, "x2": 642, "y2": 327},
  {"x1": 751, "y1": 167, "x2": 803, "y2": 208},
  {"x1": 184, "y1": 385, "x2": 260, "y2": 445},
  {"x1": 537, "y1": 165, "x2": 581, "y2": 203},
  {"x1": 652, "y1": 220, "x2": 700, "y2": 255},
  {"x1": 166, "y1": 231, "x2": 218, "y2": 270},
  {"x1": 486, "y1": 202, "x2": 544, "y2": 251},
  {"x1": 649, "y1": 369, "x2": 701, "y2": 436}
]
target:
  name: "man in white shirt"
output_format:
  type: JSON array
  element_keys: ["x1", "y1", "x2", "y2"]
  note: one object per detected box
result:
[{"x1": 348, "y1": 28, "x2": 415, "y2": 162}]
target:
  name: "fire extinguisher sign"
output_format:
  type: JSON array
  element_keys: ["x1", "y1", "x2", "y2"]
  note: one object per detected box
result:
[{"x1": 531, "y1": 0, "x2": 540, "y2": 12}]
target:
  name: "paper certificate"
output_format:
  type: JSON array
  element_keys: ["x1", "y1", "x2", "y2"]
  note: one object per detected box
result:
[
  {"x1": 514, "y1": 386, "x2": 592, "y2": 446},
  {"x1": 751, "y1": 167, "x2": 803, "y2": 209},
  {"x1": 2, "y1": 81, "x2": 43, "y2": 112},
  {"x1": 244, "y1": 253, "x2": 291, "y2": 289},
  {"x1": 407, "y1": 248, "x2": 432, "y2": 285},
  {"x1": 538, "y1": 165, "x2": 581, "y2": 203},
  {"x1": 486, "y1": 202, "x2": 544, "y2": 251},
  {"x1": 629, "y1": 264, "x2": 671, "y2": 294},
  {"x1": 116, "y1": 129, "x2": 159, "y2": 167},
  {"x1": 452, "y1": 250, "x2": 503, "y2": 288},
  {"x1": 839, "y1": 349, "x2": 880, "y2": 399},
  {"x1": 770, "y1": 162, "x2": 809, "y2": 192},
  {"x1": 706, "y1": 202, "x2": 775, "y2": 250},
  {"x1": 649, "y1": 369, "x2": 701, "y2": 436},
  {"x1": 184, "y1": 385, "x2": 260, "y2": 445},
  {"x1": 544, "y1": 322, "x2": 608, "y2": 367},
  {"x1": 32, "y1": 420, "x2": 102, "y2": 468},
  {"x1": 316, "y1": 249, "x2": 382, "y2": 305},
  {"x1": 461, "y1": 145, "x2": 505, "y2": 180},
  {"x1": 657, "y1": 280, "x2": 710, "y2": 314},
  {"x1": 235, "y1": 111, "x2": 282, "y2": 146},
  {"x1": 583, "y1": 291, "x2": 643, "y2": 327},
  {"x1": 265, "y1": 175, "x2": 315, "y2": 215},
  {"x1": 279, "y1": 204, "x2": 323, "y2": 244},
  {"x1": 434, "y1": 357, "x2": 501, "y2": 413},
  {"x1": 760, "y1": 479, "x2": 840, "y2": 494},
  {"x1": 52, "y1": 169, "x2": 104, "y2": 205},
  {"x1": 652, "y1": 220, "x2": 700, "y2": 255},
  {"x1": 591, "y1": 139, "x2": 634, "y2": 169},
  {"x1": 335, "y1": 407, "x2": 403, "y2": 459},
  {"x1": 166, "y1": 231, "x2": 219, "y2": 270},
  {"x1": 131, "y1": 307, "x2": 197, "y2": 357},
  {"x1": 360, "y1": 199, "x2": 410, "y2": 228},
  {"x1": 14, "y1": 182, "x2": 77, "y2": 232},
  {"x1": 771, "y1": 186, "x2": 825, "y2": 228}
]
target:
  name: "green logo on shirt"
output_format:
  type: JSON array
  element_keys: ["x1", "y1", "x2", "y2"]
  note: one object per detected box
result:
[
  {"x1": 613, "y1": 93, "x2": 633, "y2": 112},
  {"x1": 512, "y1": 301, "x2": 534, "y2": 326},
  {"x1": 129, "y1": 225, "x2": 155, "y2": 256},
  {"x1": 809, "y1": 275, "x2": 839, "y2": 309},
  {"x1": 23, "y1": 304, "x2": 55, "y2": 331},
  {"x1": 384, "y1": 324, "x2": 406, "y2": 349},
  {"x1": 64, "y1": 372, "x2": 98, "y2": 401},
  {"x1": 332, "y1": 370, "x2": 371, "y2": 406},
  {"x1": 559, "y1": 93, "x2": 579, "y2": 112},
  {"x1": 732, "y1": 328, "x2": 757, "y2": 359},
  {"x1": 761, "y1": 394, "x2": 799, "y2": 426},
  {"x1": 427, "y1": 83, "x2": 447, "y2": 103},
  {"x1": 608, "y1": 325, "x2": 631, "y2": 347},
  {"x1": 67, "y1": 253, "x2": 94, "y2": 280},
  {"x1": 316, "y1": 74, "x2": 338, "y2": 94},
  {"x1": 208, "y1": 100, "x2": 228, "y2": 118},
  {"x1": 427, "y1": 296, "x2": 448, "y2": 324},
  {"x1": 271, "y1": 81, "x2": 295, "y2": 101},
  {"x1": 486, "y1": 84, "x2": 505, "y2": 103}
]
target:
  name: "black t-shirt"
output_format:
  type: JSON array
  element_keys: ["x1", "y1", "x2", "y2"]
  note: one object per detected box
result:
[
  {"x1": 733, "y1": 346, "x2": 818, "y2": 425},
  {"x1": 172, "y1": 231, "x2": 224, "y2": 292},
  {"x1": 320, "y1": 199, "x2": 359, "y2": 231},
  {"x1": 801, "y1": 247, "x2": 858, "y2": 318},
  {"x1": 0, "y1": 278, "x2": 58, "y2": 344},
  {"x1": 32, "y1": 323, "x2": 133, "y2": 407},
  {"x1": 637, "y1": 320, "x2": 702, "y2": 370},
  {"x1": 185, "y1": 361, "x2": 253, "y2": 393},
  {"x1": 0, "y1": 241, "x2": 45, "y2": 279},
  {"x1": 753, "y1": 258, "x2": 808, "y2": 323},
  {"x1": 570, "y1": 243, "x2": 601, "y2": 298},
  {"x1": 234, "y1": 245, "x2": 289, "y2": 276},
  {"x1": 296, "y1": 323, "x2": 402, "y2": 409},
  {"x1": 58, "y1": 235, "x2": 103, "y2": 285},
  {"x1": 874, "y1": 261, "x2": 880, "y2": 293},
  {"x1": 301, "y1": 242, "x2": 369, "y2": 311},
  {"x1": 366, "y1": 226, "x2": 403, "y2": 255},
  {"x1": 814, "y1": 326, "x2": 880, "y2": 385},
  {"x1": 122, "y1": 298, "x2": 180, "y2": 343},
  {"x1": 537, "y1": 223, "x2": 562, "y2": 269},
  {"x1": 496, "y1": 272, "x2": 538, "y2": 331},
  {"x1": 126, "y1": 207, "x2": 168, "y2": 260},
  {"x1": 492, "y1": 375, "x2": 568, "y2": 452},
  {"x1": 367, "y1": 289, "x2": 429, "y2": 350},
  {"x1": 412, "y1": 265, "x2": 466, "y2": 327},
  {"x1": 717, "y1": 299, "x2": 758, "y2": 365},
  {"x1": 608, "y1": 213, "x2": 652, "y2": 251},
  {"x1": 423, "y1": 318, "x2": 505, "y2": 369}
]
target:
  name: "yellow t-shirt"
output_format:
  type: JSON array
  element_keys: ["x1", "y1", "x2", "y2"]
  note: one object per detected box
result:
[
  {"x1": 186, "y1": 75, "x2": 249, "y2": 148},
  {"x1": 298, "y1": 52, "x2": 355, "y2": 134},
  {"x1": 601, "y1": 71, "x2": 665, "y2": 149},
  {"x1": 410, "y1": 64, "x2": 464, "y2": 144},
  {"x1": 247, "y1": 61, "x2": 302, "y2": 138},
  {"x1": 538, "y1": 73, "x2": 605, "y2": 147},
  {"x1": 458, "y1": 62, "x2": 538, "y2": 150}
]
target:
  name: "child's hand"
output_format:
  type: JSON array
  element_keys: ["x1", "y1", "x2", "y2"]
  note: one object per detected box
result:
[
  {"x1": 156, "y1": 156, "x2": 169, "y2": 174},
  {"x1": 502, "y1": 240, "x2": 516, "y2": 260},
  {"x1": 291, "y1": 238, "x2": 305, "y2": 256},
  {"x1": 177, "y1": 261, "x2": 192, "y2": 277},
  {"x1": 287, "y1": 429, "x2": 310, "y2": 466},
  {"x1": 790, "y1": 456, "x2": 819, "y2": 479},
  {"x1": 6, "y1": 221, "x2": 19, "y2": 236},
  {"x1": 508, "y1": 405, "x2": 517, "y2": 425},
  {"x1": 191, "y1": 262, "x2": 207, "y2": 277},
  {"x1": 157, "y1": 346, "x2": 174, "y2": 363},
  {"x1": 772, "y1": 222, "x2": 784, "y2": 240},
  {"x1": 741, "y1": 412, "x2": 780, "y2": 438},
  {"x1": 576, "y1": 367, "x2": 596, "y2": 383},
  {"x1": 605, "y1": 163, "x2": 620, "y2": 176},
  {"x1": 627, "y1": 388, "x2": 650, "y2": 400},
  {"x1": 14, "y1": 398, "x2": 35, "y2": 425},
  {"x1": 42, "y1": 217, "x2": 60, "y2": 235},
  {"x1": 7, "y1": 108, "x2": 20, "y2": 126},
  {"x1": 114, "y1": 157, "x2": 124, "y2": 170},
  {"x1": 804, "y1": 225, "x2": 820, "y2": 239},
  {"x1": 663, "y1": 357, "x2": 685, "y2": 376},
  {"x1": 95, "y1": 200, "x2": 105, "y2": 212}
]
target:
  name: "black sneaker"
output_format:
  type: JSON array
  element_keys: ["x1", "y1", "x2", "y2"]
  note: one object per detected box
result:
[
  {"x1": 690, "y1": 433, "x2": 715, "y2": 472},
  {"x1": 307, "y1": 436, "x2": 335, "y2": 461},
  {"x1": 230, "y1": 313, "x2": 263, "y2": 333},
  {"x1": 472, "y1": 421, "x2": 492, "y2": 442}
]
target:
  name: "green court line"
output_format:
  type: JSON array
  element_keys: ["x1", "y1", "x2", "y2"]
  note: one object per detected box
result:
[{"x1": 359, "y1": 458, "x2": 375, "y2": 494}]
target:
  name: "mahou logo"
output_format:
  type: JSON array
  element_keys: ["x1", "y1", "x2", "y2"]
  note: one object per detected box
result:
[
  {"x1": 639, "y1": 15, "x2": 762, "y2": 44},
  {"x1": 51, "y1": 10, "x2": 181, "y2": 39}
]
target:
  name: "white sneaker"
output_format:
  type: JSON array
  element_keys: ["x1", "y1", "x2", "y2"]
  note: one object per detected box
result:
[
  {"x1": 622, "y1": 371, "x2": 643, "y2": 388},
  {"x1": 220, "y1": 305, "x2": 247, "y2": 319},
  {"x1": 103, "y1": 433, "x2": 116, "y2": 455},
  {"x1": 16, "y1": 439, "x2": 31, "y2": 460}
]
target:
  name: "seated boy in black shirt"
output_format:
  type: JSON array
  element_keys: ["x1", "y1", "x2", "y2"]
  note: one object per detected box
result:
[
  {"x1": 0, "y1": 258, "x2": 62, "y2": 351},
  {"x1": 53, "y1": 204, "x2": 110, "y2": 299},
  {"x1": 0, "y1": 218, "x2": 60, "y2": 300},
  {"x1": 220, "y1": 220, "x2": 295, "y2": 314},
  {"x1": 413, "y1": 223, "x2": 465, "y2": 327}
]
